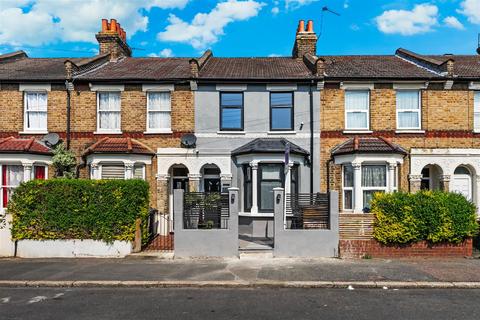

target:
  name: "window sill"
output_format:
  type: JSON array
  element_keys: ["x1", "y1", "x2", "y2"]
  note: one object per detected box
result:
[
  {"x1": 19, "y1": 130, "x2": 48, "y2": 135},
  {"x1": 216, "y1": 131, "x2": 246, "y2": 135},
  {"x1": 343, "y1": 130, "x2": 373, "y2": 134},
  {"x1": 144, "y1": 130, "x2": 173, "y2": 134},
  {"x1": 395, "y1": 129, "x2": 425, "y2": 134},
  {"x1": 267, "y1": 131, "x2": 296, "y2": 135},
  {"x1": 239, "y1": 211, "x2": 273, "y2": 217},
  {"x1": 94, "y1": 131, "x2": 123, "y2": 135},
  {"x1": 474, "y1": 130, "x2": 480, "y2": 134}
]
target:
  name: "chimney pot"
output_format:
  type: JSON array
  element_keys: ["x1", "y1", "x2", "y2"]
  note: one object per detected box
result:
[
  {"x1": 306, "y1": 20, "x2": 314, "y2": 33},
  {"x1": 101, "y1": 19, "x2": 108, "y2": 32},
  {"x1": 297, "y1": 20, "x2": 305, "y2": 33},
  {"x1": 110, "y1": 19, "x2": 118, "y2": 32}
]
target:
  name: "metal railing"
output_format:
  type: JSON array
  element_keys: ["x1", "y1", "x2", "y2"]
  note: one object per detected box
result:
[
  {"x1": 183, "y1": 192, "x2": 229, "y2": 229},
  {"x1": 286, "y1": 193, "x2": 330, "y2": 229}
]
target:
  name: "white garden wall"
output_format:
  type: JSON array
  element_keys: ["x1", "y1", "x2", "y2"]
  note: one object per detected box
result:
[
  {"x1": 16, "y1": 240, "x2": 132, "y2": 258},
  {"x1": 0, "y1": 214, "x2": 15, "y2": 257}
]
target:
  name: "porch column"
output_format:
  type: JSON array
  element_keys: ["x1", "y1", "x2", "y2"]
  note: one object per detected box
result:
[
  {"x1": 188, "y1": 173, "x2": 201, "y2": 192},
  {"x1": 284, "y1": 162, "x2": 293, "y2": 195},
  {"x1": 90, "y1": 163, "x2": 100, "y2": 180},
  {"x1": 250, "y1": 161, "x2": 259, "y2": 214},
  {"x1": 124, "y1": 161, "x2": 134, "y2": 179},
  {"x1": 352, "y1": 161, "x2": 363, "y2": 213},
  {"x1": 387, "y1": 162, "x2": 397, "y2": 192},
  {"x1": 22, "y1": 161, "x2": 34, "y2": 182},
  {"x1": 409, "y1": 174, "x2": 422, "y2": 193},
  {"x1": 220, "y1": 174, "x2": 232, "y2": 192},
  {"x1": 439, "y1": 175, "x2": 451, "y2": 192}
]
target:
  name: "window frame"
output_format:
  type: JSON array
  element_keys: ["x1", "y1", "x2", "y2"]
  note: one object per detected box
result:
[
  {"x1": 474, "y1": 91, "x2": 480, "y2": 132},
  {"x1": 219, "y1": 92, "x2": 244, "y2": 131},
  {"x1": 269, "y1": 91, "x2": 294, "y2": 131},
  {"x1": 360, "y1": 164, "x2": 388, "y2": 210},
  {"x1": 133, "y1": 164, "x2": 146, "y2": 180},
  {"x1": 257, "y1": 163, "x2": 285, "y2": 213},
  {"x1": 342, "y1": 164, "x2": 354, "y2": 211},
  {"x1": 23, "y1": 91, "x2": 48, "y2": 133},
  {"x1": 146, "y1": 91, "x2": 172, "y2": 133},
  {"x1": 99, "y1": 163, "x2": 126, "y2": 180},
  {"x1": 96, "y1": 91, "x2": 122, "y2": 133},
  {"x1": 344, "y1": 90, "x2": 370, "y2": 131},
  {"x1": 396, "y1": 90, "x2": 421, "y2": 130}
]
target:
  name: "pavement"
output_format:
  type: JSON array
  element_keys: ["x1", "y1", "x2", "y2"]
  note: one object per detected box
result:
[
  {"x1": 1, "y1": 287, "x2": 480, "y2": 319},
  {"x1": 1, "y1": 256, "x2": 480, "y2": 289}
]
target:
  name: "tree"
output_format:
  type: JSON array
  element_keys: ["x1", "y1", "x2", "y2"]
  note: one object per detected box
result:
[{"x1": 52, "y1": 143, "x2": 77, "y2": 178}]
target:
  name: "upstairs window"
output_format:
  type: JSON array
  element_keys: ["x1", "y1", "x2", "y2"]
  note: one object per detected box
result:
[
  {"x1": 345, "y1": 90, "x2": 369, "y2": 130},
  {"x1": 220, "y1": 92, "x2": 243, "y2": 131},
  {"x1": 396, "y1": 90, "x2": 421, "y2": 130},
  {"x1": 147, "y1": 92, "x2": 171, "y2": 132},
  {"x1": 24, "y1": 92, "x2": 47, "y2": 132},
  {"x1": 97, "y1": 92, "x2": 121, "y2": 132},
  {"x1": 475, "y1": 92, "x2": 480, "y2": 131},
  {"x1": 270, "y1": 92, "x2": 294, "y2": 131}
]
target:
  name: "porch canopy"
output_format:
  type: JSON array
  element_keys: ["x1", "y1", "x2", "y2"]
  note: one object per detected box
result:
[{"x1": 331, "y1": 136, "x2": 406, "y2": 213}]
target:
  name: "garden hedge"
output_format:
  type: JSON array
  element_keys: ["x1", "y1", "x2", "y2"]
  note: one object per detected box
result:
[
  {"x1": 6, "y1": 179, "x2": 149, "y2": 243},
  {"x1": 372, "y1": 191, "x2": 478, "y2": 245}
]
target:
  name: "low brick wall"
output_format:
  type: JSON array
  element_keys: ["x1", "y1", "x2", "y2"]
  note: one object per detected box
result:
[{"x1": 339, "y1": 239, "x2": 473, "y2": 259}]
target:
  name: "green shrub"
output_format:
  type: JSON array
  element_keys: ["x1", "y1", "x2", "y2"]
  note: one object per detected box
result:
[
  {"x1": 372, "y1": 191, "x2": 478, "y2": 245},
  {"x1": 7, "y1": 179, "x2": 149, "y2": 243}
]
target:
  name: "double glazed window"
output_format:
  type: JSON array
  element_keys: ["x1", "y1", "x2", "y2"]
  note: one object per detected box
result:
[
  {"x1": 475, "y1": 92, "x2": 480, "y2": 131},
  {"x1": 97, "y1": 92, "x2": 121, "y2": 132},
  {"x1": 259, "y1": 164, "x2": 284, "y2": 212},
  {"x1": 270, "y1": 92, "x2": 294, "y2": 131},
  {"x1": 220, "y1": 92, "x2": 243, "y2": 131},
  {"x1": 147, "y1": 92, "x2": 171, "y2": 132},
  {"x1": 396, "y1": 90, "x2": 421, "y2": 130},
  {"x1": 24, "y1": 92, "x2": 47, "y2": 132},
  {"x1": 345, "y1": 90, "x2": 369, "y2": 130}
]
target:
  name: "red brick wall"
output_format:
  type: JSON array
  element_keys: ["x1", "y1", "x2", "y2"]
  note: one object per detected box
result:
[{"x1": 339, "y1": 239, "x2": 473, "y2": 259}]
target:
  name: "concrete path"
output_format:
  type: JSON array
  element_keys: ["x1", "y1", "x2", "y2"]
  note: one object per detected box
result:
[{"x1": 0, "y1": 257, "x2": 479, "y2": 288}]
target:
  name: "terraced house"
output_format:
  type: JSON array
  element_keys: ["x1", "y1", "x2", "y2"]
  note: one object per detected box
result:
[{"x1": 0, "y1": 18, "x2": 479, "y2": 256}]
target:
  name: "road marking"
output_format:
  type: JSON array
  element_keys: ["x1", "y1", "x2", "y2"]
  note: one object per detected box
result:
[
  {"x1": 0, "y1": 297, "x2": 10, "y2": 304},
  {"x1": 53, "y1": 293, "x2": 64, "y2": 299},
  {"x1": 28, "y1": 296, "x2": 48, "y2": 304}
]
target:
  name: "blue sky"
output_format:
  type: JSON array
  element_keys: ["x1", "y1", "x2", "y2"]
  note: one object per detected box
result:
[{"x1": 0, "y1": 0, "x2": 479, "y2": 58}]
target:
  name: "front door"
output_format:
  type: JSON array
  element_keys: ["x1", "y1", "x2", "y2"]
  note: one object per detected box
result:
[{"x1": 204, "y1": 178, "x2": 220, "y2": 193}]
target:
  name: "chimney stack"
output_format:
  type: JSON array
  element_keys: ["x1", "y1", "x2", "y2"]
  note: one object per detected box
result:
[
  {"x1": 96, "y1": 18, "x2": 131, "y2": 58},
  {"x1": 477, "y1": 33, "x2": 480, "y2": 55},
  {"x1": 292, "y1": 20, "x2": 318, "y2": 60}
]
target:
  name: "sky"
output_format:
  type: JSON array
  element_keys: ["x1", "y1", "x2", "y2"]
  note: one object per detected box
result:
[{"x1": 0, "y1": 0, "x2": 479, "y2": 58}]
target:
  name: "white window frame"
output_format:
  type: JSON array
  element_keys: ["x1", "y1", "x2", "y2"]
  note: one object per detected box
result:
[
  {"x1": 99, "y1": 163, "x2": 126, "y2": 180},
  {"x1": 133, "y1": 163, "x2": 146, "y2": 180},
  {"x1": 146, "y1": 91, "x2": 172, "y2": 134},
  {"x1": 344, "y1": 90, "x2": 370, "y2": 131},
  {"x1": 23, "y1": 91, "x2": 48, "y2": 133},
  {"x1": 96, "y1": 91, "x2": 121, "y2": 134},
  {"x1": 342, "y1": 165, "x2": 354, "y2": 211},
  {"x1": 360, "y1": 164, "x2": 388, "y2": 210},
  {"x1": 396, "y1": 90, "x2": 421, "y2": 130},
  {"x1": 474, "y1": 91, "x2": 480, "y2": 132}
]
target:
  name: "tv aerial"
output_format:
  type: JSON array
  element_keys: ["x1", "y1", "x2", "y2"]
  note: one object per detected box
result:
[{"x1": 319, "y1": 6, "x2": 341, "y2": 39}]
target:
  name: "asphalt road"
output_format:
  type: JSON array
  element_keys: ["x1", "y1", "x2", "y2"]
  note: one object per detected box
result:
[{"x1": 0, "y1": 287, "x2": 479, "y2": 320}]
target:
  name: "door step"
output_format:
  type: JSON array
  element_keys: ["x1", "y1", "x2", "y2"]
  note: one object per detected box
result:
[{"x1": 239, "y1": 250, "x2": 273, "y2": 259}]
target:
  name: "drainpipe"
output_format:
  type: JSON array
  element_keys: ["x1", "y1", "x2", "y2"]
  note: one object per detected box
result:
[
  {"x1": 65, "y1": 80, "x2": 72, "y2": 150},
  {"x1": 309, "y1": 80, "x2": 314, "y2": 194}
]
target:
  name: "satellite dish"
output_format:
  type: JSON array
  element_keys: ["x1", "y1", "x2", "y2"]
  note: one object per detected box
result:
[
  {"x1": 181, "y1": 134, "x2": 197, "y2": 148},
  {"x1": 42, "y1": 133, "x2": 60, "y2": 148}
]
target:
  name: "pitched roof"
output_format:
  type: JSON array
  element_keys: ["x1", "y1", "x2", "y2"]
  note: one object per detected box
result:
[
  {"x1": 331, "y1": 136, "x2": 407, "y2": 156},
  {"x1": 232, "y1": 138, "x2": 309, "y2": 156},
  {"x1": 76, "y1": 57, "x2": 192, "y2": 81},
  {"x1": 320, "y1": 55, "x2": 443, "y2": 79},
  {"x1": 83, "y1": 137, "x2": 154, "y2": 156},
  {"x1": 198, "y1": 57, "x2": 318, "y2": 80},
  {"x1": 0, "y1": 137, "x2": 52, "y2": 155}
]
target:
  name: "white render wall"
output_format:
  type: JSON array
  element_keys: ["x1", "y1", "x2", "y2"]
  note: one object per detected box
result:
[
  {"x1": 0, "y1": 214, "x2": 15, "y2": 257},
  {"x1": 16, "y1": 240, "x2": 132, "y2": 258}
]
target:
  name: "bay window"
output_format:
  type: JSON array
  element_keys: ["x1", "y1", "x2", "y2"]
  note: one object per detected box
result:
[
  {"x1": 475, "y1": 92, "x2": 480, "y2": 131},
  {"x1": 258, "y1": 164, "x2": 284, "y2": 212},
  {"x1": 396, "y1": 90, "x2": 421, "y2": 130},
  {"x1": 1, "y1": 164, "x2": 47, "y2": 208},
  {"x1": 133, "y1": 164, "x2": 145, "y2": 180},
  {"x1": 97, "y1": 92, "x2": 121, "y2": 132},
  {"x1": 345, "y1": 90, "x2": 369, "y2": 130},
  {"x1": 101, "y1": 164, "x2": 125, "y2": 180},
  {"x1": 361, "y1": 165, "x2": 387, "y2": 210},
  {"x1": 220, "y1": 92, "x2": 243, "y2": 131},
  {"x1": 342, "y1": 165, "x2": 354, "y2": 210},
  {"x1": 270, "y1": 92, "x2": 294, "y2": 131},
  {"x1": 147, "y1": 92, "x2": 171, "y2": 132},
  {"x1": 24, "y1": 92, "x2": 48, "y2": 132}
]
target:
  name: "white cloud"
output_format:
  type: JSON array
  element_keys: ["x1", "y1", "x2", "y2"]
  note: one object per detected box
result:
[
  {"x1": 148, "y1": 49, "x2": 173, "y2": 57},
  {"x1": 0, "y1": 0, "x2": 190, "y2": 46},
  {"x1": 375, "y1": 3, "x2": 438, "y2": 36},
  {"x1": 350, "y1": 24, "x2": 359, "y2": 31},
  {"x1": 284, "y1": 0, "x2": 318, "y2": 9},
  {"x1": 343, "y1": 1, "x2": 349, "y2": 9},
  {"x1": 271, "y1": 7, "x2": 280, "y2": 15},
  {"x1": 457, "y1": 0, "x2": 480, "y2": 24},
  {"x1": 268, "y1": 53, "x2": 282, "y2": 57},
  {"x1": 443, "y1": 16, "x2": 464, "y2": 30},
  {"x1": 158, "y1": 0, "x2": 264, "y2": 50}
]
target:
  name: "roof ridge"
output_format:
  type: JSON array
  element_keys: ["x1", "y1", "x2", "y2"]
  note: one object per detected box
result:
[
  {"x1": 24, "y1": 137, "x2": 35, "y2": 152},
  {"x1": 0, "y1": 136, "x2": 14, "y2": 146},
  {"x1": 126, "y1": 137, "x2": 133, "y2": 152},
  {"x1": 130, "y1": 138, "x2": 155, "y2": 154}
]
